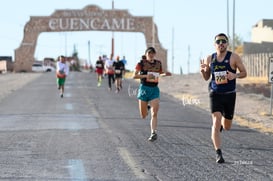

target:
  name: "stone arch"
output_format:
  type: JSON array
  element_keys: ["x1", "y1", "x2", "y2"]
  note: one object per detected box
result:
[{"x1": 14, "y1": 5, "x2": 167, "y2": 72}]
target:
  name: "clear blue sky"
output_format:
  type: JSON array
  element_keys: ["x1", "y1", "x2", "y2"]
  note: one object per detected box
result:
[{"x1": 1, "y1": 0, "x2": 273, "y2": 74}]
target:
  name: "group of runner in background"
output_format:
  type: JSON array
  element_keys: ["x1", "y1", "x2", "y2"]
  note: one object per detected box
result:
[{"x1": 95, "y1": 54, "x2": 127, "y2": 93}]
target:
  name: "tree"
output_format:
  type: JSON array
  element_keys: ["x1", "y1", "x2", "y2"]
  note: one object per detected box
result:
[{"x1": 229, "y1": 34, "x2": 244, "y2": 55}]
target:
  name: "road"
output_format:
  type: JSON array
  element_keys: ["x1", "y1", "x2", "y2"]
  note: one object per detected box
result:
[{"x1": 0, "y1": 72, "x2": 272, "y2": 181}]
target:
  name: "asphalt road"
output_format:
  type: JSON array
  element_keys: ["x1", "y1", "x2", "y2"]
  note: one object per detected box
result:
[{"x1": 0, "y1": 72, "x2": 272, "y2": 181}]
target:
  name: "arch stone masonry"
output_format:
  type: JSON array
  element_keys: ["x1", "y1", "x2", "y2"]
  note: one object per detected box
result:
[{"x1": 14, "y1": 5, "x2": 168, "y2": 72}]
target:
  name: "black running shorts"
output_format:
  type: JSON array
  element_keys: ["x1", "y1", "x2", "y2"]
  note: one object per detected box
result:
[{"x1": 209, "y1": 92, "x2": 236, "y2": 120}]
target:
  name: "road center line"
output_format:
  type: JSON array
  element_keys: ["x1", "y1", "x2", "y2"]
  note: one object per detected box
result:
[{"x1": 118, "y1": 147, "x2": 147, "y2": 179}]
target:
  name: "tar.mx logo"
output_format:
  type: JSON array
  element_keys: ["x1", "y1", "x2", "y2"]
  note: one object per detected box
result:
[
  {"x1": 127, "y1": 84, "x2": 147, "y2": 97},
  {"x1": 181, "y1": 95, "x2": 201, "y2": 106},
  {"x1": 233, "y1": 160, "x2": 253, "y2": 165}
]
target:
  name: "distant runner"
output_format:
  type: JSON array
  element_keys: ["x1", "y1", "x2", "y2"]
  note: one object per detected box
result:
[
  {"x1": 95, "y1": 56, "x2": 104, "y2": 87},
  {"x1": 104, "y1": 54, "x2": 115, "y2": 91},
  {"x1": 56, "y1": 55, "x2": 69, "y2": 98},
  {"x1": 113, "y1": 55, "x2": 125, "y2": 93}
]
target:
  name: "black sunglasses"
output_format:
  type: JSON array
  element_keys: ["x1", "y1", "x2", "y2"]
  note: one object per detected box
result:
[{"x1": 215, "y1": 39, "x2": 228, "y2": 44}]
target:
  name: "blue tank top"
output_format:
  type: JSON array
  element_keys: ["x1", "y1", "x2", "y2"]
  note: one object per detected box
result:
[{"x1": 210, "y1": 51, "x2": 236, "y2": 93}]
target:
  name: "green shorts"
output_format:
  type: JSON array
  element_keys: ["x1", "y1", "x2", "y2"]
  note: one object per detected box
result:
[
  {"x1": 57, "y1": 78, "x2": 66, "y2": 86},
  {"x1": 137, "y1": 84, "x2": 160, "y2": 102}
]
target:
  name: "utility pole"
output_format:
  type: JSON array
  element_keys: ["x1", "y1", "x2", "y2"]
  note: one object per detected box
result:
[
  {"x1": 111, "y1": 0, "x2": 115, "y2": 57},
  {"x1": 65, "y1": 32, "x2": 67, "y2": 57},
  {"x1": 227, "y1": 0, "x2": 230, "y2": 38},
  {"x1": 172, "y1": 27, "x2": 174, "y2": 74},
  {"x1": 88, "y1": 40, "x2": 91, "y2": 66},
  {"x1": 187, "y1": 45, "x2": 190, "y2": 74},
  {"x1": 232, "y1": 0, "x2": 235, "y2": 52},
  {"x1": 152, "y1": 0, "x2": 155, "y2": 47}
]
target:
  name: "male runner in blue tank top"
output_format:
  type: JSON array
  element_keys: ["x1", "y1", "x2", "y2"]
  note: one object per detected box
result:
[{"x1": 200, "y1": 33, "x2": 247, "y2": 163}]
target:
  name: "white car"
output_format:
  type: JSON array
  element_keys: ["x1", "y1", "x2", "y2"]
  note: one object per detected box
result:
[
  {"x1": 44, "y1": 65, "x2": 55, "y2": 72},
  {"x1": 32, "y1": 63, "x2": 55, "y2": 72},
  {"x1": 32, "y1": 63, "x2": 44, "y2": 72}
]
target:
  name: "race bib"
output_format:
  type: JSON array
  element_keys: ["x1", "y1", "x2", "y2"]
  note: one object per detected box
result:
[
  {"x1": 147, "y1": 72, "x2": 160, "y2": 83},
  {"x1": 214, "y1": 71, "x2": 228, "y2": 84},
  {"x1": 115, "y1": 69, "x2": 121, "y2": 74},
  {"x1": 107, "y1": 68, "x2": 114, "y2": 74}
]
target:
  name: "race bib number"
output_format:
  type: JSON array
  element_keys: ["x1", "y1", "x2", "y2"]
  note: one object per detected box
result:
[
  {"x1": 147, "y1": 72, "x2": 160, "y2": 83},
  {"x1": 115, "y1": 69, "x2": 121, "y2": 74},
  {"x1": 214, "y1": 71, "x2": 228, "y2": 84},
  {"x1": 96, "y1": 64, "x2": 102, "y2": 68}
]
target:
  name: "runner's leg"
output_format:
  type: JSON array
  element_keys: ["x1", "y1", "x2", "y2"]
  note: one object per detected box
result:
[
  {"x1": 139, "y1": 100, "x2": 149, "y2": 119},
  {"x1": 149, "y1": 98, "x2": 159, "y2": 133},
  {"x1": 211, "y1": 112, "x2": 222, "y2": 150}
]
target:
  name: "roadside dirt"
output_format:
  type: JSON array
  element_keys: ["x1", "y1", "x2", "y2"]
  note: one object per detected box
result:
[{"x1": 158, "y1": 74, "x2": 273, "y2": 135}]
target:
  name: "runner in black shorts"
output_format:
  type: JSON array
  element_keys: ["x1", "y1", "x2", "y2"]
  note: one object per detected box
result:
[
  {"x1": 113, "y1": 56, "x2": 125, "y2": 93},
  {"x1": 200, "y1": 33, "x2": 247, "y2": 163}
]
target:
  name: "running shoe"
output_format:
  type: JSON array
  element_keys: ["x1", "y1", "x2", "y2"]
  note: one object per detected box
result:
[
  {"x1": 115, "y1": 87, "x2": 120, "y2": 93},
  {"x1": 148, "y1": 132, "x2": 157, "y2": 142},
  {"x1": 60, "y1": 94, "x2": 63, "y2": 98},
  {"x1": 216, "y1": 149, "x2": 225, "y2": 163}
]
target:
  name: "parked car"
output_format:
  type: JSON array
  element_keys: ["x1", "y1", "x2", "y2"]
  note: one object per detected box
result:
[
  {"x1": 44, "y1": 65, "x2": 55, "y2": 72},
  {"x1": 32, "y1": 63, "x2": 44, "y2": 72},
  {"x1": 32, "y1": 63, "x2": 55, "y2": 72}
]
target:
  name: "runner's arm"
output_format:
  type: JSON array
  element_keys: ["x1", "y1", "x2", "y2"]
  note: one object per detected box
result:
[
  {"x1": 235, "y1": 54, "x2": 247, "y2": 79},
  {"x1": 133, "y1": 69, "x2": 148, "y2": 79}
]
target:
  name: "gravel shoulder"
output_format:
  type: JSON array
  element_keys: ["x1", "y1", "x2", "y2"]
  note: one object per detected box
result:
[
  {"x1": 0, "y1": 72, "x2": 42, "y2": 101},
  {"x1": 159, "y1": 74, "x2": 273, "y2": 134}
]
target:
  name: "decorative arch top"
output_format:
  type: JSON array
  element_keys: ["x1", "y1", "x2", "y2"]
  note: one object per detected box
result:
[{"x1": 14, "y1": 5, "x2": 167, "y2": 72}]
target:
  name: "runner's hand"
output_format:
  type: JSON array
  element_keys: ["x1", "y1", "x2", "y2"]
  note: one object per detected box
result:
[
  {"x1": 160, "y1": 72, "x2": 172, "y2": 77},
  {"x1": 226, "y1": 70, "x2": 236, "y2": 80},
  {"x1": 200, "y1": 59, "x2": 208, "y2": 73}
]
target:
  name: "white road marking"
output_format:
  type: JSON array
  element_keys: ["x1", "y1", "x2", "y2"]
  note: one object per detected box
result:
[{"x1": 118, "y1": 147, "x2": 147, "y2": 179}]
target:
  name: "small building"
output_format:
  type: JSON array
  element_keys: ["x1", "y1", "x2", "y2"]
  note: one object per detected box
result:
[
  {"x1": 244, "y1": 19, "x2": 273, "y2": 54},
  {"x1": 0, "y1": 56, "x2": 13, "y2": 73}
]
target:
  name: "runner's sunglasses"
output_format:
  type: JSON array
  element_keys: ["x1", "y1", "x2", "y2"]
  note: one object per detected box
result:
[{"x1": 215, "y1": 39, "x2": 228, "y2": 44}]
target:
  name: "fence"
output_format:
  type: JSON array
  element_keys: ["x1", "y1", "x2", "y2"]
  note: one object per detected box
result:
[{"x1": 242, "y1": 52, "x2": 273, "y2": 78}]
